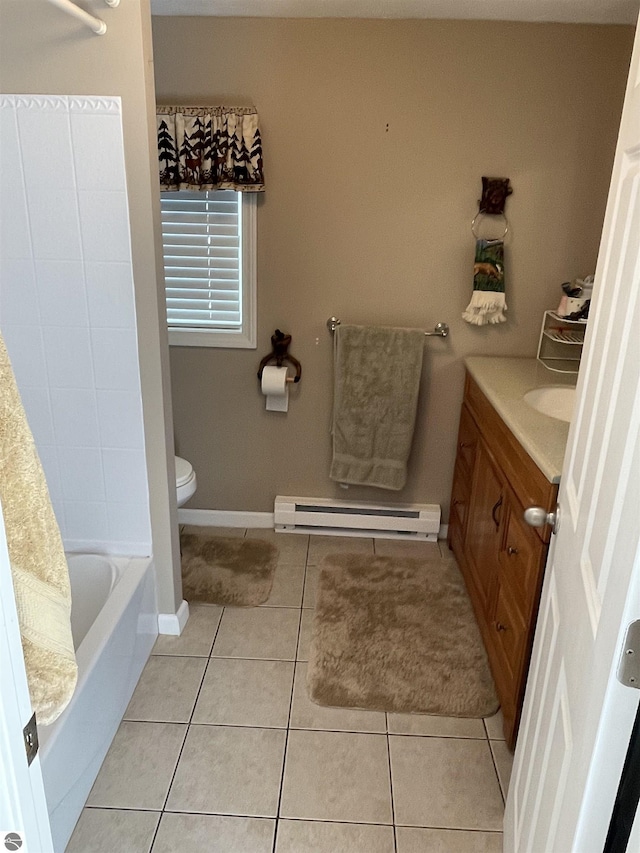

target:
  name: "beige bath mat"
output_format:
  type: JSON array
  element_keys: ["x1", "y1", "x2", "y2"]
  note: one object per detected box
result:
[
  {"x1": 308, "y1": 554, "x2": 498, "y2": 717},
  {"x1": 180, "y1": 529, "x2": 278, "y2": 606}
]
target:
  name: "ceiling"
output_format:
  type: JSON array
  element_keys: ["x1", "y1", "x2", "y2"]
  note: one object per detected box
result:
[{"x1": 150, "y1": 0, "x2": 639, "y2": 25}]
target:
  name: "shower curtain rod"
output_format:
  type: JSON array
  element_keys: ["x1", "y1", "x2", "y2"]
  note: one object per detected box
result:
[{"x1": 46, "y1": 0, "x2": 120, "y2": 36}]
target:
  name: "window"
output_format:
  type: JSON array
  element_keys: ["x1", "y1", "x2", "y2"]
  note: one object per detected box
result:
[{"x1": 160, "y1": 189, "x2": 256, "y2": 348}]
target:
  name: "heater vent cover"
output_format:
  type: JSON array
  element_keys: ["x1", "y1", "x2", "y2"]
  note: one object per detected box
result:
[{"x1": 274, "y1": 496, "x2": 440, "y2": 541}]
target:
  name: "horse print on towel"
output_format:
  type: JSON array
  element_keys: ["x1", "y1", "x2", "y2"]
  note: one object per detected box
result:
[{"x1": 473, "y1": 240, "x2": 504, "y2": 292}]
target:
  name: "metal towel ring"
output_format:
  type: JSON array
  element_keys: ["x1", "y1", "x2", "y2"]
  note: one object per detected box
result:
[{"x1": 471, "y1": 211, "x2": 509, "y2": 241}]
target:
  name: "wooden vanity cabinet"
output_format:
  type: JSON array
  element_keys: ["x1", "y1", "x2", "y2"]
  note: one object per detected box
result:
[{"x1": 449, "y1": 373, "x2": 558, "y2": 749}]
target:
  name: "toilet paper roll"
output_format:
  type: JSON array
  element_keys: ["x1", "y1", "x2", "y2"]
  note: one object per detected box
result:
[{"x1": 261, "y1": 365, "x2": 289, "y2": 412}]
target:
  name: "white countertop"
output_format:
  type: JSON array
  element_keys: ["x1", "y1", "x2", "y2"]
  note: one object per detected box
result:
[{"x1": 464, "y1": 357, "x2": 577, "y2": 484}]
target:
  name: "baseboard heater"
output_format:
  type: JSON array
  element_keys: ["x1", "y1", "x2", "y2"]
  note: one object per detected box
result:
[{"x1": 274, "y1": 495, "x2": 440, "y2": 541}]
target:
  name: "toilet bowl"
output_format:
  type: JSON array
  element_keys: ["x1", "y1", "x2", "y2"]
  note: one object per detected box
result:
[{"x1": 175, "y1": 455, "x2": 197, "y2": 507}]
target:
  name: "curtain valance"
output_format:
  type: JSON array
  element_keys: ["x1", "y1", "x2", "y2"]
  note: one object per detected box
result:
[{"x1": 157, "y1": 105, "x2": 264, "y2": 192}]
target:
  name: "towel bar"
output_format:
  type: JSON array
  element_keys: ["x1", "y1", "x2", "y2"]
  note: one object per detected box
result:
[{"x1": 326, "y1": 317, "x2": 449, "y2": 338}]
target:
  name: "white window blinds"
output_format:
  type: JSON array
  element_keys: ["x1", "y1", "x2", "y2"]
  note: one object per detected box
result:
[{"x1": 161, "y1": 189, "x2": 242, "y2": 332}]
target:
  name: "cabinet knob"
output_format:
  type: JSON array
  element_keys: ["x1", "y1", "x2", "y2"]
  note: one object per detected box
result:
[
  {"x1": 524, "y1": 505, "x2": 560, "y2": 535},
  {"x1": 459, "y1": 441, "x2": 471, "y2": 449},
  {"x1": 496, "y1": 622, "x2": 507, "y2": 632},
  {"x1": 507, "y1": 546, "x2": 519, "y2": 556}
]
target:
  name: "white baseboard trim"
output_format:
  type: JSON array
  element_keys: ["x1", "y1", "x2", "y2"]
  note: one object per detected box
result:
[
  {"x1": 158, "y1": 599, "x2": 189, "y2": 636},
  {"x1": 178, "y1": 508, "x2": 274, "y2": 528},
  {"x1": 177, "y1": 508, "x2": 448, "y2": 540}
]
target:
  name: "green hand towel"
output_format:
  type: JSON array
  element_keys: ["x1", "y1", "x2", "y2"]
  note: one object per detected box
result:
[
  {"x1": 462, "y1": 239, "x2": 507, "y2": 325},
  {"x1": 330, "y1": 325, "x2": 424, "y2": 490}
]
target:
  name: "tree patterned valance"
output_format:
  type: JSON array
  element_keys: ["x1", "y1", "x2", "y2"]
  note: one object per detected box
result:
[{"x1": 157, "y1": 105, "x2": 264, "y2": 192}]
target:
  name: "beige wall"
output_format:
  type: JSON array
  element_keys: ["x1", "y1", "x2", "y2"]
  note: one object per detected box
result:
[
  {"x1": 1, "y1": 0, "x2": 182, "y2": 613},
  {"x1": 153, "y1": 17, "x2": 633, "y2": 517}
]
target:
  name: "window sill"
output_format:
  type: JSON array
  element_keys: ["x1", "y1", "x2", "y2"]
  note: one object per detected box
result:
[{"x1": 168, "y1": 328, "x2": 257, "y2": 349}]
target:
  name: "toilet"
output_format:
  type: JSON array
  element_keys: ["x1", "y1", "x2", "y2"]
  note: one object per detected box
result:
[{"x1": 175, "y1": 455, "x2": 197, "y2": 507}]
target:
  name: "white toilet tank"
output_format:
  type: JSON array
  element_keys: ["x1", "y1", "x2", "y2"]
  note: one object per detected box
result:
[{"x1": 175, "y1": 455, "x2": 197, "y2": 507}]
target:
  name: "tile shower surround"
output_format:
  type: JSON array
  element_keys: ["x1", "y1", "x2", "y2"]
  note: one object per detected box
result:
[
  {"x1": 69, "y1": 531, "x2": 512, "y2": 853},
  {"x1": 0, "y1": 95, "x2": 150, "y2": 555}
]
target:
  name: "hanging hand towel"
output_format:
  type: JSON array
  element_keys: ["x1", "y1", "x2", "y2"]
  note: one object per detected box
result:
[
  {"x1": 0, "y1": 334, "x2": 77, "y2": 725},
  {"x1": 462, "y1": 239, "x2": 507, "y2": 325},
  {"x1": 330, "y1": 325, "x2": 424, "y2": 491}
]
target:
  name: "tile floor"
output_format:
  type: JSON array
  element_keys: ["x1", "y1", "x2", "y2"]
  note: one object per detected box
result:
[{"x1": 67, "y1": 530, "x2": 512, "y2": 853}]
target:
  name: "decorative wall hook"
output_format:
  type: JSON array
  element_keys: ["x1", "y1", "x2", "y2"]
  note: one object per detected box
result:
[
  {"x1": 477, "y1": 176, "x2": 512, "y2": 215},
  {"x1": 257, "y1": 329, "x2": 302, "y2": 383}
]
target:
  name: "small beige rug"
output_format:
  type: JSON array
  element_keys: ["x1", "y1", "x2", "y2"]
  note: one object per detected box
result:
[
  {"x1": 308, "y1": 554, "x2": 498, "y2": 717},
  {"x1": 180, "y1": 529, "x2": 278, "y2": 606}
]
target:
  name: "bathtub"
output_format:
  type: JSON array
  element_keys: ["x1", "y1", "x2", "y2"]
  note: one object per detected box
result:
[{"x1": 39, "y1": 553, "x2": 157, "y2": 853}]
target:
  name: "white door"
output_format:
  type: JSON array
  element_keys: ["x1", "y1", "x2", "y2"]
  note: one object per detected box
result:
[
  {"x1": 504, "y1": 16, "x2": 640, "y2": 853},
  {"x1": 0, "y1": 501, "x2": 53, "y2": 853}
]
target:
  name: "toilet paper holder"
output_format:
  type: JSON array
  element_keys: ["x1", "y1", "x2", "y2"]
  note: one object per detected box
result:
[{"x1": 257, "y1": 329, "x2": 302, "y2": 384}]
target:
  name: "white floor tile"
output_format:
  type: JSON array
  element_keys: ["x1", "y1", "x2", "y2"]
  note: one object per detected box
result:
[
  {"x1": 490, "y1": 739, "x2": 514, "y2": 800},
  {"x1": 124, "y1": 655, "x2": 206, "y2": 723},
  {"x1": 66, "y1": 808, "x2": 159, "y2": 853},
  {"x1": 387, "y1": 712, "x2": 485, "y2": 738},
  {"x1": 297, "y1": 609, "x2": 313, "y2": 661},
  {"x1": 152, "y1": 604, "x2": 222, "y2": 657},
  {"x1": 152, "y1": 813, "x2": 275, "y2": 853},
  {"x1": 302, "y1": 564, "x2": 319, "y2": 608},
  {"x1": 396, "y1": 826, "x2": 503, "y2": 852},
  {"x1": 192, "y1": 658, "x2": 294, "y2": 728},
  {"x1": 86, "y1": 721, "x2": 186, "y2": 810},
  {"x1": 261, "y1": 561, "x2": 305, "y2": 607},
  {"x1": 212, "y1": 606, "x2": 300, "y2": 660},
  {"x1": 484, "y1": 708, "x2": 506, "y2": 740},
  {"x1": 275, "y1": 819, "x2": 395, "y2": 852},
  {"x1": 280, "y1": 729, "x2": 392, "y2": 824},
  {"x1": 390, "y1": 735, "x2": 504, "y2": 830},
  {"x1": 166, "y1": 724, "x2": 286, "y2": 817}
]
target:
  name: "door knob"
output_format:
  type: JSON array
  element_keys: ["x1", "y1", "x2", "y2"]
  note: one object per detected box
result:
[{"x1": 524, "y1": 505, "x2": 560, "y2": 535}]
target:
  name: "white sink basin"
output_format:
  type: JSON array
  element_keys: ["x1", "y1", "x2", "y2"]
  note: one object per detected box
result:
[{"x1": 524, "y1": 386, "x2": 577, "y2": 423}]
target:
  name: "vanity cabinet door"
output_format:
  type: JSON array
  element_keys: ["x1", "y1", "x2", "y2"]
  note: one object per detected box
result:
[
  {"x1": 448, "y1": 404, "x2": 479, "y2": 555},
  {"x1": 465, "y1": 438, "x2": 503, "y2": 617},
  {"x1": 499, "y1": 491, "x2": 548, "y2": 619}
]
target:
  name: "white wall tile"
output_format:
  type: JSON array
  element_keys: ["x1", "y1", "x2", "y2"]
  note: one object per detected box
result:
[
  {"x1": 27, "y1": 187, "x2": 82, "y2": 260},
  {"x1": 19, "y1": 387, "x2": 55, "y2": 446},
  {"x1": 85, "y1": 262, "x2": 136, "y2": 330},
  {"x1": 43, "y1": 326, "x2": 94, "y2": 389},
  {"x1": 64, "y1": 500, "x2": 109, "y2": 541},
  {"x1": 35, "y1": 260, "x2": 89, "y2": 326},
  {"x1": 2, "y1": 324, "x2": 47, "y2": 388},
  {"x1": 51, "y1": 388, "x2": 100, "y2": 448},
  {"x1": 0, "y1": 259, "x2": 39, "y2": 326},
  {"x1": 0, "y1": 104, "x2": 32, "y2": 260},
  {"x1": 96, "y1": 390, "x2": 145, "y2": 450},
  {"x1": 0, "y1": 196, "x2": 33, "y2": 261},
  {"x1": 91, "y1": 328, "x2": 140, "y2": 391},
  {"x1": 18, "y1": 107, "x2": 75, "y2": 190},
  {"x1": 58, "y1": 446, "x2": 105, "y2": 502},
  {"x1": 102, "y1": 448, "x2": 148, "y2": 505},
  {"x1": 3, "y1": 96, "x2": 150, "y2": 553},
  {"x1": 107, "y1": 502, "x2": 151, "y2": 550},
  {"x1": 70, "y1": 113, "x2": 126, "y2": 192},
  {"x1": 78, "y1": 190, "x2": 131, "y2": 262},
  {"x1": 0, "y1": 103, "x2": 23, "y2": 195}
]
